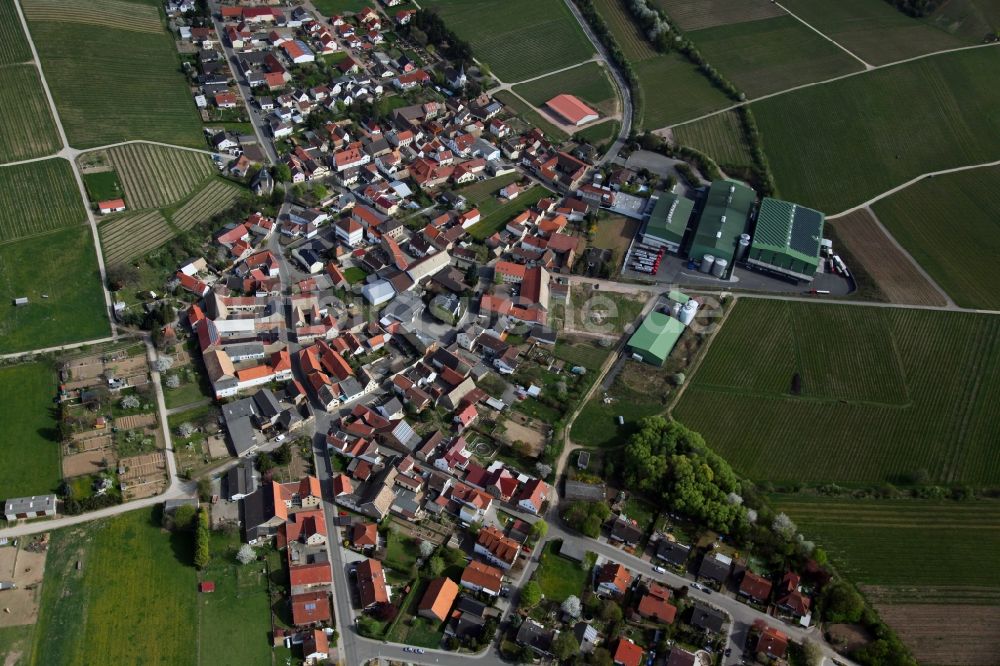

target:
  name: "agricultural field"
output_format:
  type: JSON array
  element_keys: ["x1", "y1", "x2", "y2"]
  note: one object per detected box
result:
[
  {"x1": 672, "y1": 110, "x2": 753, "y2": 167},
  {"x1": 100, "y1": 211, "x2": 173, "y2": 265},
  {"x1": 685, "y1": 16, "x2": 864, "y2": 98},
  {"x1": 774, "y1": 495, "x2": 1000, "y2": 665},
  {"x1": 171, "y1": 178, "x2": 245, "y2": 230},
  {"x1": 513, "y1": 62, "x2": 618, "y2": 117},
  {"x1": 576, "y1": 120, "x2": 619, "y2": 149},
  {"x1": 0, "y1": 0, "x2": 32, "y2": 64},
  {"x1": 925, "y1": 0, "x2": 1000, "y2": 43},
  {"x1": 82, "y1": 170, "x2": 123, "y2": 202},
  {"x1": 872, "y1": 166, "x2": 1000, "y2": 310},
  {"x1": 493, "y1": 91, "x2": 568, "y2": 142},
  {"x1": 751, "y1": 46, "x2": 1000, "y2": 213},
  {"x1": 421, "y1": 0, "x2": 594, "y2": 81},
  {"x1": 652, "y1": 0, "x2": 784, "y2": 31},
  {"x1": 777, "y1": 0, "x2": 972, "y2": 65},
  {"x1": 674, "y1": 300, "x2": 1000, "y2": 486},
  {"x1": 312, "y1": 0, "x2": 381, "y2": 13},
  {"x1": 0, "y1": 158, "x2": 85, "y2": 242},
  {"x1": 830, "y1": 209, "x2": 946, "y2": 307},
  {"x1": 571, "y1": 358, "x2": 669, "y2": 448},
  {"x1": 0, "y1": 65, "x2": 61, "y2": 162},
  {"x1": 29, "y1": 509, "x2": 197, "y2": 665},
  {"x1": 0, "y1": 362, "x2": 61, "y2": 498},
  {"x1": 24, "y1": 0, "x2": 204, "y2": 148},
  {"x1": 634, "y1": 55, "x2": 731, "y2": 129},
  {"x1": 0, "y1": 226, "x2": 109, "y2": 353},
  {"x1": 102, "y1": 143, "x2": 216, "y2": 210},
  {"x1": 594, "y1": 0, "x2": 658, "y2": 61}
]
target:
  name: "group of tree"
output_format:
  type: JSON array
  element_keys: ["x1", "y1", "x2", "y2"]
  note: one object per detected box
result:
[
  {"x1": 624, "y1": 0, "x2": 673, "y2": 51},
  {"x1": 256, "y1": 442, "x2": 292, "y2": 473},
  {"x1": 621, "y1": 417, "x2": 746, "y2": 532},
  {"x1": 562, "y1": 501, "x2": 611, "y2": 538},
  {"x1": 403, "y1": 10, "x2": 472, "y2": 64}
]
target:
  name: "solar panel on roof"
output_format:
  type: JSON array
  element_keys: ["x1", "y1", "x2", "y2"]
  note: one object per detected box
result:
[{"x1": 789, "y1": 208, "x2": 823, "y2": 255}]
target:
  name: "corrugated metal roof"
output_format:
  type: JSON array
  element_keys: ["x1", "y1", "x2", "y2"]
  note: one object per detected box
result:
[
  {"x1": 689, "y1": 180, "x2": 755, "y2": 262},
  {"x1": 626, "y1": 311, "x2": 685, "y2": 364},
  {"x1": 644, "y1": 192, "x2": 693, "y2": 244},
  {"x1": 749, "y1": 197, "x2": 824, "y2": 276}
]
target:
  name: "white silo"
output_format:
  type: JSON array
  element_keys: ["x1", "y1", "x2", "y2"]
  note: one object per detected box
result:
[
  {"x1": 736, "y1": 233, "x2": 751, "y2": 262},
  {"x1": 679, "y1": 299, "x2": 698, "y2": 325},
  {"x1": 700, "y1": 254, "x2": 715, "y2": 274},
  {"x1": 671, "y1": 301, "x2": 682, "y2": 317},
  {"x1": 712, "y1": 257, "x2": 728, "y2": 279}
]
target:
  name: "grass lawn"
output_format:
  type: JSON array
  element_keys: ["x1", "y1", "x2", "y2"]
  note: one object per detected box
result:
[
  {"x1": 571, "y1": 388, "x2": 662, "y2": 449},
  {"x1": 514, "y1": 61, "x2": 618, "y2": 116},
  {"x1": 591, "y1": 213, "x2": 639, "y2": 264},
  {"x1": 569, "y1": 287, "x2": 646, "y2": 334},
  {"x1": 872, "y1": 165, "x2": 1000, "y2": 310},
  {"x1": 553, "y1": 341, "x2": 612, "y2": 371},
  {"x1": 0, "y1": 225, "x2": 109, "y2": 353},
  {"x1": 752, "y1": 46, "x2": 1000, "y2": 213},
  {"x1": 467, "y1": 184, "x2": 553, "y2": 240},
  {"x1": 777, "y1": 0, "x2": 971, "y2": 66},
  {"x1": 385, "y1": 578, "x2": 445, "y2": 648},
  {"x1": 163, "y1": 378, "x2": 211, "y2": 410},
  {"x1": 311, "y1": 0, "x2": 372, "y2": 14},
  {"x1": 494, "y1": 90, "x2": 568, "y2": 142},
  {"x1": 421, "y1": 0, "x2": 594, "y2": 81},
  {"x1": 535, "y1": 540, "x2": 589, "y2": 602},
  {"x1": 0, "y1": 158, "x2": 86, "y2": 243},
  {"x1": 30, "y1": 508, "x2": 198, "y2": 665},
  {"x1": 343, "y1": 266, "x2": 368, "y2": 284},
  {"x1": 0, "y1": 64, "x2": 61, "y2": 162},
  {"x1": 82, "y1": 170, "x2": 124, "y2": 203},
  {"x1": 673, "y1": 110, "x2": 753, "y2": 167},
  {"x1": 623, "y1": 497, "x2": 658, "y2": 533},
  {"x1": 686, "y1": 16, "x2": 863, "y2": 98},
  {"x1": 197, "y1": 531, "x2": 274, "y2": 665},
  {"x1": 576, "y1": 120, "x2": 619, "y2": 150},
  {"x1": 384, "y1": 528, "x2": 420, "y2": 575},
  {"x1": 634, "y1": 54, "x2": 732, "y2": 129},
  {"x1": 0, "y1": 362, "x2": 61, "y2": 497},
  {"x1": 25, "y1": 1, "x2": 204, "y2": 148},
  {"x1": 674, "y1": 299, "x2": 1000, "y2": 486}
]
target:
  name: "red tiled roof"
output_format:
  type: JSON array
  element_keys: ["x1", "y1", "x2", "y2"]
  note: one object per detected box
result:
[
  {"x1": 418, "y1": 577, "x2": 459, "y2": 622},
  {"x1": 613, "y1": 638, "x2": 643, "y2": 666}
]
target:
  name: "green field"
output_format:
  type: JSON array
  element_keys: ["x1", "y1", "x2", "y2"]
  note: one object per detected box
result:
[
  {"x1": 651, "y1": 0, "x2": 784, "y2": 32},
  {"x1": 673, "y1": 110, "x2": 753, "y2": 167},
  {"x1": 171, "y1": 178, "x2": 245, "y2": 230},
  {"x1": 0, "y1": 64, "x2": 62, "y2": 162},
  {"x1": 82, "y1": 170, "x2": 123, "y2": 202},
  {"x1": 0, "y1": 225, "x2": 109, "y2": 353},
  {"x1": 0, "y1": 0, "x2": 32, "y2": 64},
  {"x1": 24, "y1": 0, "x2": 204, "y2": 148},
  {"x1": 686, "y1": 16, "x2": 863, "y2": 98},
  {"x1": 0, "y1": 158, "x2": 85, "y2": 242},
  {"x1": 576, "y1": 120, "x2": 619, "y2": 149},
  {"x1": 494, "y1": 91, "x2": 568, "y2": 141},
  {"x1": 634, "y1": 54, "x2": 732, "y2": 129},
  {"x1": 925, "y1": 0, "x2": 1000, "y2": 43},
  {"x1": 421, "y1": 0, "x2": 595, "y2": 81},
  {"x1": 774, "y1": 495, "x2": 1000, "y2": 602},
  {"x1": 777, "y1": 0, "x2": 972, "y2": 65},
  {"x1": 535, "y1": 540, "x2": 589, "y2": 602},
  {"x1": 552, "y1": 341, "x2": 612, "y2": 371},
  {"x1": 752, "y1": 46, "x2": 1000, "y2": 213},
  {"x1": 872, "y1": 166, "x2": 1000, "y2": 310},
  {"x1": 0, "y1": 362, "x2": 61, "y2": 497},
  {"x1": 311, "y1": 0, "x2": 372, "y2": 14},
  {"x1": 594, "y1": 0, "x2": 658, "y2": 61},
  {"x1": 30, "y1": 509, "x2": 197, "y2": 665},
  {"x1": 467, "y1": 184, "x2": 552, "y2": 240},
  {"x1": 514, "y1": 61, "x2": 617, "y2": 116},
  {"x1": 674, "y1": 299, "x2": 1000, "y2": 486},
  {"x1": 103, "y1": 143, "x2": 216, "y2": 210}
]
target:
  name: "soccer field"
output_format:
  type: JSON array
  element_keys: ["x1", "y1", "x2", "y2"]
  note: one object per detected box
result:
[{"x1": 674, "y1": 299, "x2": 1000, "y2": 486}]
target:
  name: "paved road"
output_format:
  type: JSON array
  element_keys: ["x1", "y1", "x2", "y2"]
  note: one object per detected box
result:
[{"x1": 560, "y1": 0, "x2": 632, "y2": 165}]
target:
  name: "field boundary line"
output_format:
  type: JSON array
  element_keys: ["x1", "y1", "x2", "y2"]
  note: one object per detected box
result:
[
  {"x1": 0, "y1": 335, "x2": 117, "y2": 360},
  {"x1": 773, "y1": 0, "x2": 874, "y2": 70},
  {"x1": 0, "y1": 223, "x2": 83, "y2": 247},
  {"x1": 657, "y1": 41, "x2": 1000, "y2": 132},
  {"x1": 688, "y1": 289, "x2": 1000, "y2": 317},
  {"x1": 489, "y1": 54, "x2": 601, "y2": 92},
  {"x1": 666, "y1": 296, "x2": 735, "y2": 414}
]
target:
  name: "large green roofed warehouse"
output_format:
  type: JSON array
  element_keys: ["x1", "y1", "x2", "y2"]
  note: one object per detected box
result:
[
  {"x1": 687, "y1": 180, "x2": 756, "y2": 277},
  {"x1": 626, "y1": 311, "x2": 685, "y2": 366},
  {"x1": 747, "y1": 197, "x2": 825, "y2": 282},
  {"x1": 642, "y1": 192, "x2": 694, "y2": 252}
]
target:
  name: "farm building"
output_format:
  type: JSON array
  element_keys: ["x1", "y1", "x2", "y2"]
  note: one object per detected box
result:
[
  {"x1": 687, "y1": 180, "x2": 756, "y2": 278},
  {"x1": 98, "y1": 198, "x2": 126, "y2": 215},
  {"x1": 4, "y1": 494, "x2": 57, "y2": 521},
  {"x1": 642, "y1": 192, "x2": 694, "y2": 252},
  {"x1": 545, "y1": 94, "x2": 599, "y2": 126},
  {"x1": 746, "y1": 197, "x2": 825, "y2": 283},
  {"x1": 626, "y1": 311, "x2": 685, "y2": 366}
]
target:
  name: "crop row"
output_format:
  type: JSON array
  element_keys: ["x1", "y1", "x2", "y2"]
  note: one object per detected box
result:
[
  {"x1": 171, "y1": 180, "x2": 243, "y2": 230},
  {"x1": 0, "y1": 0, "x2": 31, "y2": 65},
  {"x1": 100, "y1": 211, "x2": 173, "y2": 265},
  {"x1": 23, "y1": 0, "x2": 162, "y2": 33},
  {"x1": 594, "y1": 0, "x2": 658, "y2": 62},
  {"x1": 0, "y1": 159, "x2": 85, "y2": 242},
  {"x1": 0, "y1": 65, "x2": 62, "y2": 163},
  {"x1": 106, "y1": 143, "x2": 214, "y2": 210},
  {"x1": 652, "y1": 0, "x2": 784, "y2": 32},
  {"x1": 673, "y1": 110, "x2": 753, "y2": 166}
]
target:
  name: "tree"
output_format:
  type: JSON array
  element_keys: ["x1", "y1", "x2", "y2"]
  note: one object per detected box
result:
[
  {"x1": 520, "y1": 581, "x2": 542, "y2": 608},
  {"x1": 257, "y1": 452, "x2": 276, "y2": 473},
  {"x1": 553, "y1": 630, "x2": 578, "y2": 661},
  {"x1": 561, "y1": 595, "x2": 582, "y2": 619},
  {"x1": 272, "y1": 442, "x2": 292, "y2": 466},
  {"x1": 154, "y1": 356, "x2": 174, "y2": 372},
  {"x1": 801, "y1": 639, "x2": 824, "y2": 666},
  {"x1": 535, "y1": 462, "x2": 552, "y2": 478},
  {"x1": 197, "y1": 477, "x2": 212, "y2": 502},
  {"x1": 530, "y1": 519, "x2": 548, "y2": 540},
  {"x1": 194, "y1": 508, "x2": 210, "y2": 569},
  {"x1": 106, "y1": 263, "x2": 139, "y2": 291},
  {"x1": 443, "y1": 547, "x2": 467, "y2": 568},
  {"x1": 426, "y1": 556, "x2": 445, "y2": 577},
  {"x1": 237, "y1": 543, "x2": 257, "y2": 565},
  {"x1": 177, "y1": 423, "x2": 196, "y2": 438},
  {"x1": 819, "y1": 580, "x2": 865, "y2": 623},
  {"x1": 273, "y1": 164, "x2": 291, "y2": 182},
  {"x1": 356, "y1": 615, "x2": 380, "y2": 638},
  {"x1": 165, "y1": 374, "x2": 181, "y2": 389},
  {"x1": 120, "y1": 395, "x2": 140, "y2": 410},
  {"x1": 172, "y1": 503, "x2": 197, "y2": 530},
  {"x1": 372, "y1": 602, "x2": 398, "y2": 621},
  {"x1": 589, "y1": 647, "x2": 614, "y2": 666},
  {"x1": 600, "y1": 599, "x2": 622, "y2": 624},
  {"x1": 419, "y1": 540, "x2": 435, "y2": 558},
  {"x1": 772, "y1": 512, "x2": 797, "y2": 541}
]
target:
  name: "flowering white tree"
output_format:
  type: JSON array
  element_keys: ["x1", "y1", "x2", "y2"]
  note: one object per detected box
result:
[
  {"x1": 154, "y1": 356, "x2": 174, "y2": 372},
  {"x1": 561, "y1": 595, "x2": 582, "y2": 619},
  {"x1": 237, "y1": 543, "x2": 257, "y2": 565},
  {"x1": 165, "y1": 374, "x2": 181, "y2": 389},
  {"x1": 419, "y1": 540, "x2": 435, "y2": 558},
  {"x1": 177, "y1": 423, "x2": 195, "y2": 438},
  {"x1": 535, "y1": 463, "x2": 552, "y2": 478},
  {"x1": 120, "y1": 395, "x2": 140, "y2": 410},
  {"x1": 772, "y1": 512, "x2": 797, "y2": 541}
]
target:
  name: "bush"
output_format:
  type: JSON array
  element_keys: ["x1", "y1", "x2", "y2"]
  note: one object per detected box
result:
[{"x1": 194, "y1": 507, "x2": 210, "y2": 569}]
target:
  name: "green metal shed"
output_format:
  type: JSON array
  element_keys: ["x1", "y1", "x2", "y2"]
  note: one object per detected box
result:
[
  {"x1": 626, "y1": 311, "x2": 685, "y2": 366},
  {"x1": 747, "y1": 197, "x2": 825, "y2": 282},
  {"x1": 642, "y1": 192, "x2": 694, "y2": 252},
  {"x1": 687, "y1": 180, "x2": 756, "y2": 273}
]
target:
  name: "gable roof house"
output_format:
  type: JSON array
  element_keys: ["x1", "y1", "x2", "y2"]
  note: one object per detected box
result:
[
  {"x1": 418, "y1": 577, "x2": 460, "y2": 622},
  {"x1": 460, "y1": 560, "x2": 504, "y2": 596},
  {"x1": 596, "y1": 562, "x2": 632, "y2": 597},
  {"x1": 474, "y1": 525, "x2": 520, "y2": 570}
]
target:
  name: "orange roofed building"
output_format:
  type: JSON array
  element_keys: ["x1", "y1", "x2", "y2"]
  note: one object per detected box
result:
[{"x1": 545, "y1": 94, "x2": 599, "y2": 126}]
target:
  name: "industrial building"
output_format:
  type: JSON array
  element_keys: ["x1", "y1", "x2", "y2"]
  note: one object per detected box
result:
[
  {"x1": 641, "y1": 192, "x2": 694, "y2": 252},
  {"x1": 626, "y1": 310, "x2": 686, "y2": 366},
  {"x1": 746, "y1": 197, "x2": 825, "y2": 283},
  {"x1": 687, "y1": 180, "x2": 756, "y2": 279},
  {"x1": 544, "y1": 94, "x2": 599, "y2": 126}
]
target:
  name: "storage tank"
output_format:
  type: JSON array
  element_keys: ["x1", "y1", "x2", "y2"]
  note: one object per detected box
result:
[
  {"x1": 700, "y1": 254, "x2": 715, "y2": 274},
  {"x1": 712, "y1": 257, "x2": 728, "y2": 279},
  {"x1": 736, "y1": 233, "x2": 751, "y2": 261},
  {"x1": 679, "y1": 299, "x2": 698, "y2": 325},
  {"x1": 671, "y1": 301, "x2": 682, "y2": 317}
]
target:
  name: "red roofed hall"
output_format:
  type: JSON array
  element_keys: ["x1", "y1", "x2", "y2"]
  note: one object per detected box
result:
[{"x1": 545, "y1": 94, "x2": 599, "y2": 126}]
